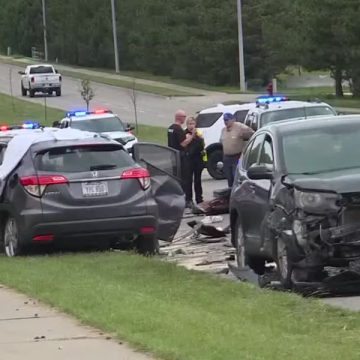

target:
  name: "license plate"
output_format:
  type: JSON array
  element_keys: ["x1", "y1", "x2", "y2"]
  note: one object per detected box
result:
[{"x1": 82, "y1": 182, "x2": 108, "y2": 197}]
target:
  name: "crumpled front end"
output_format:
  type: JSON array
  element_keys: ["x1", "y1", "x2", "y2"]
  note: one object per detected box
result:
[{"x1": 286, "y1": 190, "x2": 360, "y2": 270}]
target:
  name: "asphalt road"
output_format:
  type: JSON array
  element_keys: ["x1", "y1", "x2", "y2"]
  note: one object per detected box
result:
[
  {"x1": 1, "y1": 61, "x2": 360, "y2": 311},
  {"x1": 0, "y1": 62, "x2": 256, "y2": 127}
]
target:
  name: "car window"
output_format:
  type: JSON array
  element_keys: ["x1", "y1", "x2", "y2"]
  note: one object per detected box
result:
[
  {"x1": 260, "y1": 106, "x2": 336, "y2": 127},
  {"x1": 244, "y1": 134, "x2": 265, "y2": 170},
  {"x1": 234, "y1": 110, "x2": 249, "y2": 123},
  {"x1": 0, "y1": 144, "x2": 7, "y2": 165},
  {"x1": 35, "y1": 144, "x2": 134, "y2": 173},
  {"x1": 29, "y1": 66, "x2": 54, "y2": 74},
  {"x1": 196, "y1": 112, "x2": 222, "y2": 128},
  {"x1": 244, "y1": 112, "x2": 256, "y2": 127},
  {"x1": 133, "y1": 143, "x2": 180, "y2": 178},
  {"x1": 250, "y1": 114, "x2": 259, "y2": 131},
  {"x1": 259, "y1": 136, "x2": 273, "y2": 165},
  {"x1": 283, "y1": 124, "x2": 360, "y2": 174},
  {"x1": 305, "y1": 106, "x2": 337, "y2": 117},
  {"x1": 241, "y1": 138, "x2": 254, "y2": 169}
]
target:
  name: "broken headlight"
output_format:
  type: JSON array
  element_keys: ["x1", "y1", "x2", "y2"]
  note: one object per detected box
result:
[{"x1": 294, "y1": 190, "x2": 341, "y2": 213}]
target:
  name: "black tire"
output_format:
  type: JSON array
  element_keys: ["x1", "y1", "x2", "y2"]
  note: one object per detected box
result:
[
  {"x1": 21, "y1": 84, "x2": 27, "y2": 96},
  {"x1": 55, "y1": 88, "x2": 61, "y2": 97},
  {"x1": 233, "y1": 216, "x2": 265, "y2": 274},
  {"x1": 4, "y1": 217, "x2": 23, "y2": 257},
  {"x1": 29, "y1": 89, "x2": 35, "y2": 98},
  {"x1": 207, "y1": 149, "x2": 225, "y2": 180},
  {"x1": 275, "y1": 235, "x2": 293, "y2": 289},
  {"x1": 135, "y1": 235, "x2": 159, "y2": 256}
]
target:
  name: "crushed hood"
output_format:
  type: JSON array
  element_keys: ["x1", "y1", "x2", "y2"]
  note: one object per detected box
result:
[{"x1": 286, "y1": 168, "x2": 360, "y2": 194}]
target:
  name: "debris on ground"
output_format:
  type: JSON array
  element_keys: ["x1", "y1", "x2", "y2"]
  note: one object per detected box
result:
[
  {"x1": 201, "y1": 215, "x2": 223, "y2": 224},
  {"x1": 160, "y1": 212, "x2": 234, "y2": 274}
]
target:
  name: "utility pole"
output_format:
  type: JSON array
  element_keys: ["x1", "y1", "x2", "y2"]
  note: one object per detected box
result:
[
  {"x1": 237, "y1": 0, "x2": 246, "y2": 92},
  {"x1": 42, "y1": 0, "x2": 48, "y2": 61},
  {"x1": 111, "y1": 0, "x2": 120, "y2": 73}
]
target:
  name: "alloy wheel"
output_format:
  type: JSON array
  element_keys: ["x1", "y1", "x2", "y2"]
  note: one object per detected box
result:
[
  {"x1": 236, "y1": 219, "x2": 246, "y2": 268},
  {"x1": 4, "y1": 218, "x2": 19, "y2": 257}
]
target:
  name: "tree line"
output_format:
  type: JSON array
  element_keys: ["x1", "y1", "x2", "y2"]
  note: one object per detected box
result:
[{"x1": 0, "y1": 0, "x2": 359, "y2": 95}]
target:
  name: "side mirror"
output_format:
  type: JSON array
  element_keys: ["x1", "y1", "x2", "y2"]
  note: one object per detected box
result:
[
  {"x1": 251, "y1": 122, "x2": 258, "y2": 131},
  {"x1": 247, "y1": 164, "x2": 273, "y2": 180},
  {"x1": 18, "y1": 71, "x2": 25, "y2": 75},
  {"x1": 126, "y1": 123, "x2": 135, "y2": 132},
  {"x1": 55, "y1": 69, "x2": 59, "y2": 73},
  {"x1": 52, "y1": 121, "x2": 60, "y2": 128}
]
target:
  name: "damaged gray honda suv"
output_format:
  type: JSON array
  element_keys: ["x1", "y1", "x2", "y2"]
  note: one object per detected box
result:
[
  {"x1": 0, "y1": 127, "x2": 184, "y2": 257},
  {"x1": 230, "y1": 115, "x2": 360, "y2": 288}
]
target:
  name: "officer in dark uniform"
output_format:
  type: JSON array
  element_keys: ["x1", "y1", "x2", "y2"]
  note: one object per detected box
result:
[
  {"x1": 167, "y1": 109, "x2": 194, "y2": 199},
  {"x1": 183, "y1": 117, "x2": 205, "y2": 207}
]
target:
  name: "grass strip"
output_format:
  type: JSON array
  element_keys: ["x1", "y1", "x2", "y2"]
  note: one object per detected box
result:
[{"x1": 0, "y1": 253, "x2": 359, "y2": 360}]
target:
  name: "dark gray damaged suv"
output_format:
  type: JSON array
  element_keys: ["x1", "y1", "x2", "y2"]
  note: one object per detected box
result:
[{"x1": 0, "y1": 129, "x2": 184, "y2": 257}]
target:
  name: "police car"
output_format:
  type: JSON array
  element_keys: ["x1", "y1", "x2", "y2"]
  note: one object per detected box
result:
[
  {"x1": 57, "y1": 109, "x2": 138, "y2": 152},
  {"x1": 244, "y1": 96, "x2": 337, "y2": 131},
  {"x1": 196, "y1": 102, "x2": 257, "y2": 179}
]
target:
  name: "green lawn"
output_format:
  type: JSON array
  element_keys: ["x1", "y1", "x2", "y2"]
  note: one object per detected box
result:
[
  {"x1": 0, "y1": 253, "x2": 359, "y2": 360},
  {"x1": 0, "y1": 93, "x2": 166, "y2": 144}
]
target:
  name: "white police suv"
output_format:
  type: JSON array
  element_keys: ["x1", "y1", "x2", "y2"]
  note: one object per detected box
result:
[
  {"x1": 244, "y1": 96, "x2": 337, "y2": 132},
  {"x1": 196, "y1": 102, "x2": 257, "y2": 179},
  {"x1": 57, "y1": 109, "x2": 138, "y2": 152}
]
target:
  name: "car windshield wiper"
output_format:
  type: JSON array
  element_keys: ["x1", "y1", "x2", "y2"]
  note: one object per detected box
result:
[
  {"x1": 90, "y1": 164, "x2": 117, "y2": 171},
  {"x1": 288, "y1": 165, "x2": 360, "y2": 176}
]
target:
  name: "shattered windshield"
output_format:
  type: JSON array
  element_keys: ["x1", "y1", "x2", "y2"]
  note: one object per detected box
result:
[{"x1": 283, "y1": 125, "x2": 360, "y2": 175}]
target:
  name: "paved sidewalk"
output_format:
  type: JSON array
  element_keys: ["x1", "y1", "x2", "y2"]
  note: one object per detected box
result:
[{"x1": 0, "y1": 285, "x2": 154, "y2": 360}]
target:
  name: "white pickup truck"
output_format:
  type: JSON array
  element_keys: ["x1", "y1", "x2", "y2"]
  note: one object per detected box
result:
[{"x1": 19, "y1": 64, "x2": 62, "y2": 97}]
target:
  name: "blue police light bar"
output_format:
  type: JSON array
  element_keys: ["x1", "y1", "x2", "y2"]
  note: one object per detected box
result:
[
  {"x1": 0, "y1": 121, "x2": 42, "y2": 131},
  {"x1": 256, "y1": 95, "x2": 288, "y2": 104},
  {"x1": 22, "y1": 120, "x2": 41, "y2": 129},
  {"x1": 66, "y1": 110, "x2": 88, "y2": 117},
  {"x1": 66, "y1": 108, "x2": 112, "y2": 118}
]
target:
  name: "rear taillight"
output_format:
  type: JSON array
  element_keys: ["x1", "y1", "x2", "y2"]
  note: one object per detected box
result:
[
  {"x1": 20, "y1": 175, "x2": 68, "y2": 197},
  {"x1": 31, "y1": 77, "x2": 35, "y2": 83},
  {"x1": 120, "y1": 168, "x2": 150, "y2": 190}
]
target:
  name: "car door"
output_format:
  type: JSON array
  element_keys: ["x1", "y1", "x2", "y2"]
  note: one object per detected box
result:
[
  {"x1": 246, "y1": 134, "x2": 274, "y2": 254},
  {"x1": 234, "y1": 133, "x2": 265, "y2": 253},
  {"x1": 132, "y1": 143, "x2": 185, "y2": 242}
]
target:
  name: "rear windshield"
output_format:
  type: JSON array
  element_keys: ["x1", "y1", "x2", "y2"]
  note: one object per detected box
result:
[
  {"x1": 260, "y1": 106, "x2": 336, "y2": 126},
  {"x1": 35, "y1": 144, "x2": 134, "y2": 173},
  {"x1": 29, "y1": 66, "x2": 54, "y2": 74},
  {"x1": 70, "y1": 116, "x2": 126, "y2": 132},
  {"x1": 196, "y1": 112, "x2": 222, "y2": 128}
]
